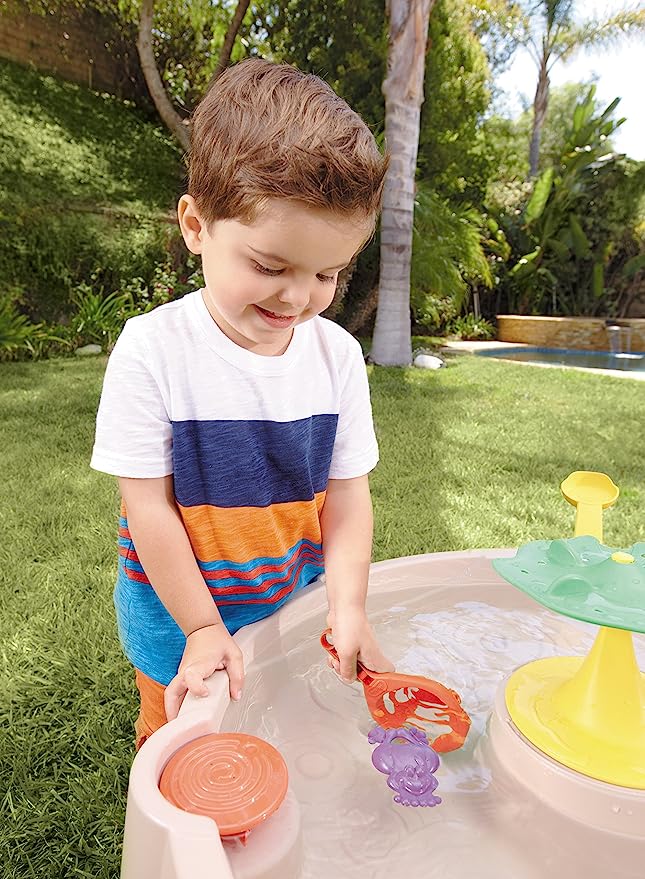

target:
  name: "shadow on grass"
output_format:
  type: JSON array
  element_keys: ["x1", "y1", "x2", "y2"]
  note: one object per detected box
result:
[
  {"x1": 368, "y1": 357, "x2": 644, "y2": 555},
  {"x1": 0, "y1": 357, "x2": 131, "y2": 879},
  {"x1": 368, "y1": 365, "x2": 471, "y2": 560}
]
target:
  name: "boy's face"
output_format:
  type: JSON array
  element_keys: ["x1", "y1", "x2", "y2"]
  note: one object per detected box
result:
[{"x1": 178, "y1": 196, "x2": 372, "y2": 355}]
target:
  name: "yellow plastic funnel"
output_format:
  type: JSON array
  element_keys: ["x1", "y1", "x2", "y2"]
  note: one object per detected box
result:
[
  {"x1": 560, "y1": 471, "x2": 619, "y2": 542},
  {"x1": 503, "y1": 471, "x2": 645, "y2": 788}
]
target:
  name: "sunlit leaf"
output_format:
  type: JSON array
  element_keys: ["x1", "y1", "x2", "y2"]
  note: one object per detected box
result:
[
  {"x1": 568, "y1": 214, "x2": 591, "y2": 258},
  {"x1": 525, "y1": 167, "x2": 554, "y2": 224},
  {"x1": 623, "y1": 253, "x2": 645, "y2": 278}
]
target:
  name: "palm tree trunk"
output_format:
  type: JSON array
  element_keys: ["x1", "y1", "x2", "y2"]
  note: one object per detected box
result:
[
  {"x1": 370, "y1": 0, "x2": 434, "y2": 366},
  {"x1": 136, "y1": 0, "x2": 190, "y2": 151},
  {"x1": 529, "y1": 52, "x2": 549, "y2": 178}
]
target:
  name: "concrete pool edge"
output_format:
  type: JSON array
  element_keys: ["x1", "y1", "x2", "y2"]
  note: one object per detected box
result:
[{"x1": 440, "y1": 341, "x2": 645, "y2": 380}]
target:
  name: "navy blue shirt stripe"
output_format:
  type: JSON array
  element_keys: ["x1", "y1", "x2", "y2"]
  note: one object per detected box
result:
[{"x1": 172, "y1": 414, "x2": 339, "y2": 508}]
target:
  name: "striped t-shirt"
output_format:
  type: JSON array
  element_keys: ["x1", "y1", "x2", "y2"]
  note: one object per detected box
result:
[{"x1": 91, "y1": 290, "x2": 378, "y2": 684}]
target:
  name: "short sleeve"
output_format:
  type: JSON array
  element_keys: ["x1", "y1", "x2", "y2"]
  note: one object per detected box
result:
[
  {"x1": 90, "y1": 319, "x2": 173, "y2": 478},
  {"x1": 327, "y1": 338, "x2": 379, "y2": 479}
]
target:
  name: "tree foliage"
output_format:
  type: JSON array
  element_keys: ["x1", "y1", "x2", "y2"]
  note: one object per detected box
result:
[
  {"x1": 10, "y1": 0, "x2": 265, "y2": 112},
  {"x1": 5, "y1": 0, "x2": 644, "y2": 333},
  {"x1": 267, "y1": 0, "x2": 499, "y2": 207},
  {"x1": 140, "y1": 0, "x2": 265, "y2": 110},
  {"x1": 263, "y1": 0, "x2": 387, "y2": 128},
  {"x1": 496, "y1": 87, "x2": 645, "y2": 317},
  {"x1": 418, "y1": 0, "x2": 493, "y2": 203},
  {"x1": 484, "y1": 81, "x2": 611, "y2": 197},
  {"x1": 514, "y1": 0, "x2": 645, "y2": 175}
]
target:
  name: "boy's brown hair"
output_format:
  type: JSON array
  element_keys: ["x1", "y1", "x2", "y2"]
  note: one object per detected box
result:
[{"x1": 188, "y1": 58, "x2": 387, "y2": 227}]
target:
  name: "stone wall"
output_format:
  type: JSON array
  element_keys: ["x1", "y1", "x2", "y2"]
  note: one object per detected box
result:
[
  {"x1": 627, "y1": 290, "x2": 645, "y2": 319},
  {"x1": 0, "y1": 6, "x2": 146, "y2": 102},
  {"x1": 496, "y1": 316, "x2": 645, "y2": 352}
]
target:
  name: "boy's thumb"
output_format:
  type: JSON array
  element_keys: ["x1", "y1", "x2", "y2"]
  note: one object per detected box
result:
[{"x1": 226, "y1": 655, "x2": 245, "y2": 701}]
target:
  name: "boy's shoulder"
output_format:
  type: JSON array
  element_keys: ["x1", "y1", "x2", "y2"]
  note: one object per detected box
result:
[
  {"x1": 310, "y1": 315, "x2": 364, "y2": 358},
  {"x1": 124, "y1": 291, "x2": 195, "y2": 335},
  {"x1": 116, "y1": 292, "x2": 201, "y2": 360}
]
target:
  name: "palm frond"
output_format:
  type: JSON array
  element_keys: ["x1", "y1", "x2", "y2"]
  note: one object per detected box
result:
[
  {"x1": 555, "y1": 9, "x2": 645, "y2": 59},
  {"x1": 546, "y1": 0, "x2": 575, "y2": 32},
  {"x1": 411, "y1": 184, "x2": 493, "y2": 312}
]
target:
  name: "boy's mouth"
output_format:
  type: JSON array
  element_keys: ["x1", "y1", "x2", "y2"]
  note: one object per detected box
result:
[{"x1": 254, "y1": 305, "x2": 298, "y2": 327}]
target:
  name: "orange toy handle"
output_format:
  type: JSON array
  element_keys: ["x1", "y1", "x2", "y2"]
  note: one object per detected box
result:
[
  {"x1": 320, "y1": 629, "x2": 374, "y2": 684},
  {"x1": 320, "y1": 629, "x2": 472, "y2": 753}
]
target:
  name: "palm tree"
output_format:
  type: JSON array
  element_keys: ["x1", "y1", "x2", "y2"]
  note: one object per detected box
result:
[
  {"x1": 370, "y1": 0, "x2": 435, "y2": 366},
  {"x1": 522, "y1": 1, "x2": 645, "y2": 177}
]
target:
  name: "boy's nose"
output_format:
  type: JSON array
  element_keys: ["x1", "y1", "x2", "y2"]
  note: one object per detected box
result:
[{"x1": 276, "y1": 284, "x2": 310, "y2": 311}]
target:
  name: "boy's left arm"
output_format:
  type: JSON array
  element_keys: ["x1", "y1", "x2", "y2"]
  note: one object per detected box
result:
[{"x1": 320, "y1": 475, "x2": 394, "y2": 682}]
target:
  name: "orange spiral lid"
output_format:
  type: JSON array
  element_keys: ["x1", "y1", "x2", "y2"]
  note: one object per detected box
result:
[{"x1": 159, "y1": 733, "x2": 288, "y2": 838}]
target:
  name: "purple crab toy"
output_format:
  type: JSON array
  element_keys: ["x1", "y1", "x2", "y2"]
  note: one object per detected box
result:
[{"x1": 367, "y1": 726, "x2": 442, "y2": 807}]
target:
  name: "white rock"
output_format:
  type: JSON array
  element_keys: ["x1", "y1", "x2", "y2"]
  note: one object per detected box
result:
[
  {"x1": 75, "y1": 343, "x2": 102, "y2": 356},
  {"x1": 413, "y1": 353, "x2": 445, "y2": 370}
]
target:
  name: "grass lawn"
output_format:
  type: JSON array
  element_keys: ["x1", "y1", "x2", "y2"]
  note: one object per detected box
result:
[{"x1": 1, "y1": 353, "x2": 643, "y2": 878}]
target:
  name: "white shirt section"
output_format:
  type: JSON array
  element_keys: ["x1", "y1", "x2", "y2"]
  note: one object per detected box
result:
[{"x1": 91, "y1": 290, "x2": 379, "y2": 480}]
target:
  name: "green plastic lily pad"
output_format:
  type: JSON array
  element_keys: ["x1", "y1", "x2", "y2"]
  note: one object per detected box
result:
[{"x1": 493, "y1": 536, "x2": 645, "y2": 634}]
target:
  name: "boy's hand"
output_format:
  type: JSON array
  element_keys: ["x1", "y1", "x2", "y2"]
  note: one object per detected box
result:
[
  {"x1": 164, "y1": 623, "x2": 244, "y2": 720},
  {"x1": 326, "y1": 607, "x2": 394, "y2": 683}
]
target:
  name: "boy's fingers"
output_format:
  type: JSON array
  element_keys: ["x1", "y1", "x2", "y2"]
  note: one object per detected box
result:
[
  {"x1": 164, "y1": 676, "x2": 186, "y2": 721},
  {"x1": 339, "y1": 653, "x2": 357, "y2": 683},
  {"x1": 359, "y1": 647, "x2": 394, "y2": 674},
  {"x1": 327, "y1": 656, "x2": 344, "y2": 677},
  {"x1": 225, "y1": 653, "x2": 245, "y2": 701},
  {"x1": 184, "y1": 666, "x2": 210, "y2": 698}
]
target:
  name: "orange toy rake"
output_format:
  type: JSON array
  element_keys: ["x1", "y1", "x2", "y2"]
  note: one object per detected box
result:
[{"x1": 321, "y1": 629, "x2": 471, "y2": 753}]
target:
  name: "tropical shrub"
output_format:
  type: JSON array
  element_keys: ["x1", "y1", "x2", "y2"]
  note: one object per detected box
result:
[
  {"x1": 413, "y1": 292, "x2": 459, "y2": 334},
  {"x1": 69, "y1": 285, "x2": 137, "y2": 350},
  {"x1": 0, "y1": 297, "x2": 34, "y2": 353},
  {"x1": 0, "y1": 295, "x2": 70, "y2": 360},
  {"x1": 496, "y1": 88, "x2": 645, "y2": 316},
  {"x1": 604, "y1": 221, "x2": 645, "y2": 317},
  {"x1": 449, "y1": 313, "x2": 495, "y2": 340},
  {"x1": 410, "y1": 183, "x2": 494, "y2": 331}
]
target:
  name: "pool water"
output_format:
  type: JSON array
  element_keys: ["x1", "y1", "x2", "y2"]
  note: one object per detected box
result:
[
  {"x1": 221, "y1": 571, "x2": 645, "y2": 879},
  {"x1": 477, "y1": 347, "x2": 645, "y2": 372}
]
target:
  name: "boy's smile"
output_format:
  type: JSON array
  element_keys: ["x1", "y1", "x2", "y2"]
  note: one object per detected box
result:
[
  {"x1": 253, "y1": 305, "x2": 299, "y2": 328},
  {"x1": 178, "y1": 197, "x2": 372, "y2": 356}
]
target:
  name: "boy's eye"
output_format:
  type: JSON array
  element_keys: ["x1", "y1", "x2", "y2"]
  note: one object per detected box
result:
[
  {"x1": 253, "y1": 261, "x2": 283, "y2": 277},
  {"x1": 252, "y1": 261, "x2": 336, "y2": 284}
]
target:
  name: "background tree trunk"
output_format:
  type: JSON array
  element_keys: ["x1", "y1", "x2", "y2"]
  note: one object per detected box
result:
[
  {"x1": 529, "y1": 53, "x2": 549, "y2": 177},
  {"x1": 209, "y1": 0, "x2": 252, "y2": 84},
  {"x1": 322, "y1": 256, "x2": 358, "y2": 321},
  {"x1": 136, "y1": 0, "x2": 190, "y2": 151},
  {"x1": 370, "y1": 0, "x2": 434, "y2": 366}
]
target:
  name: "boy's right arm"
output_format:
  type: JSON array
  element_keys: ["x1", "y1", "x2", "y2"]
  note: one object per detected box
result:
[{"x1": 119, "y1": 475, "x2": 244, "y2": 719}]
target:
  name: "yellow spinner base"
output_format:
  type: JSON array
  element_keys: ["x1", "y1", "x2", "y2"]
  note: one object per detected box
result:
[{"x1": 506, "y1": 628, "x2": 645, "y2": 789}]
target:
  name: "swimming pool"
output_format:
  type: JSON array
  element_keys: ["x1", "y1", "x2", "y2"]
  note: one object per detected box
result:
[{"x1": 477, "y1": 346, "x2": 645, "y2": 373}]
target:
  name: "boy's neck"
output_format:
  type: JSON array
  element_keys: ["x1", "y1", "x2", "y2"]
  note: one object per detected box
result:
[{"x1": 201, "y1": 288, "x2": 294, "y2": 357}]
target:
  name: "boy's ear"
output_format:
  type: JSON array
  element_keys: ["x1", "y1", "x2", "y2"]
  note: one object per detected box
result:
[{"x1": 177, "y1": 195, "x2": 206, "y2": 254}]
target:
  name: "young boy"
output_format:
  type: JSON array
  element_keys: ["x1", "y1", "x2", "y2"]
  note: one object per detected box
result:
[{"x1": 91, "y1": 58, "x2": 393, "y2": 748}]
